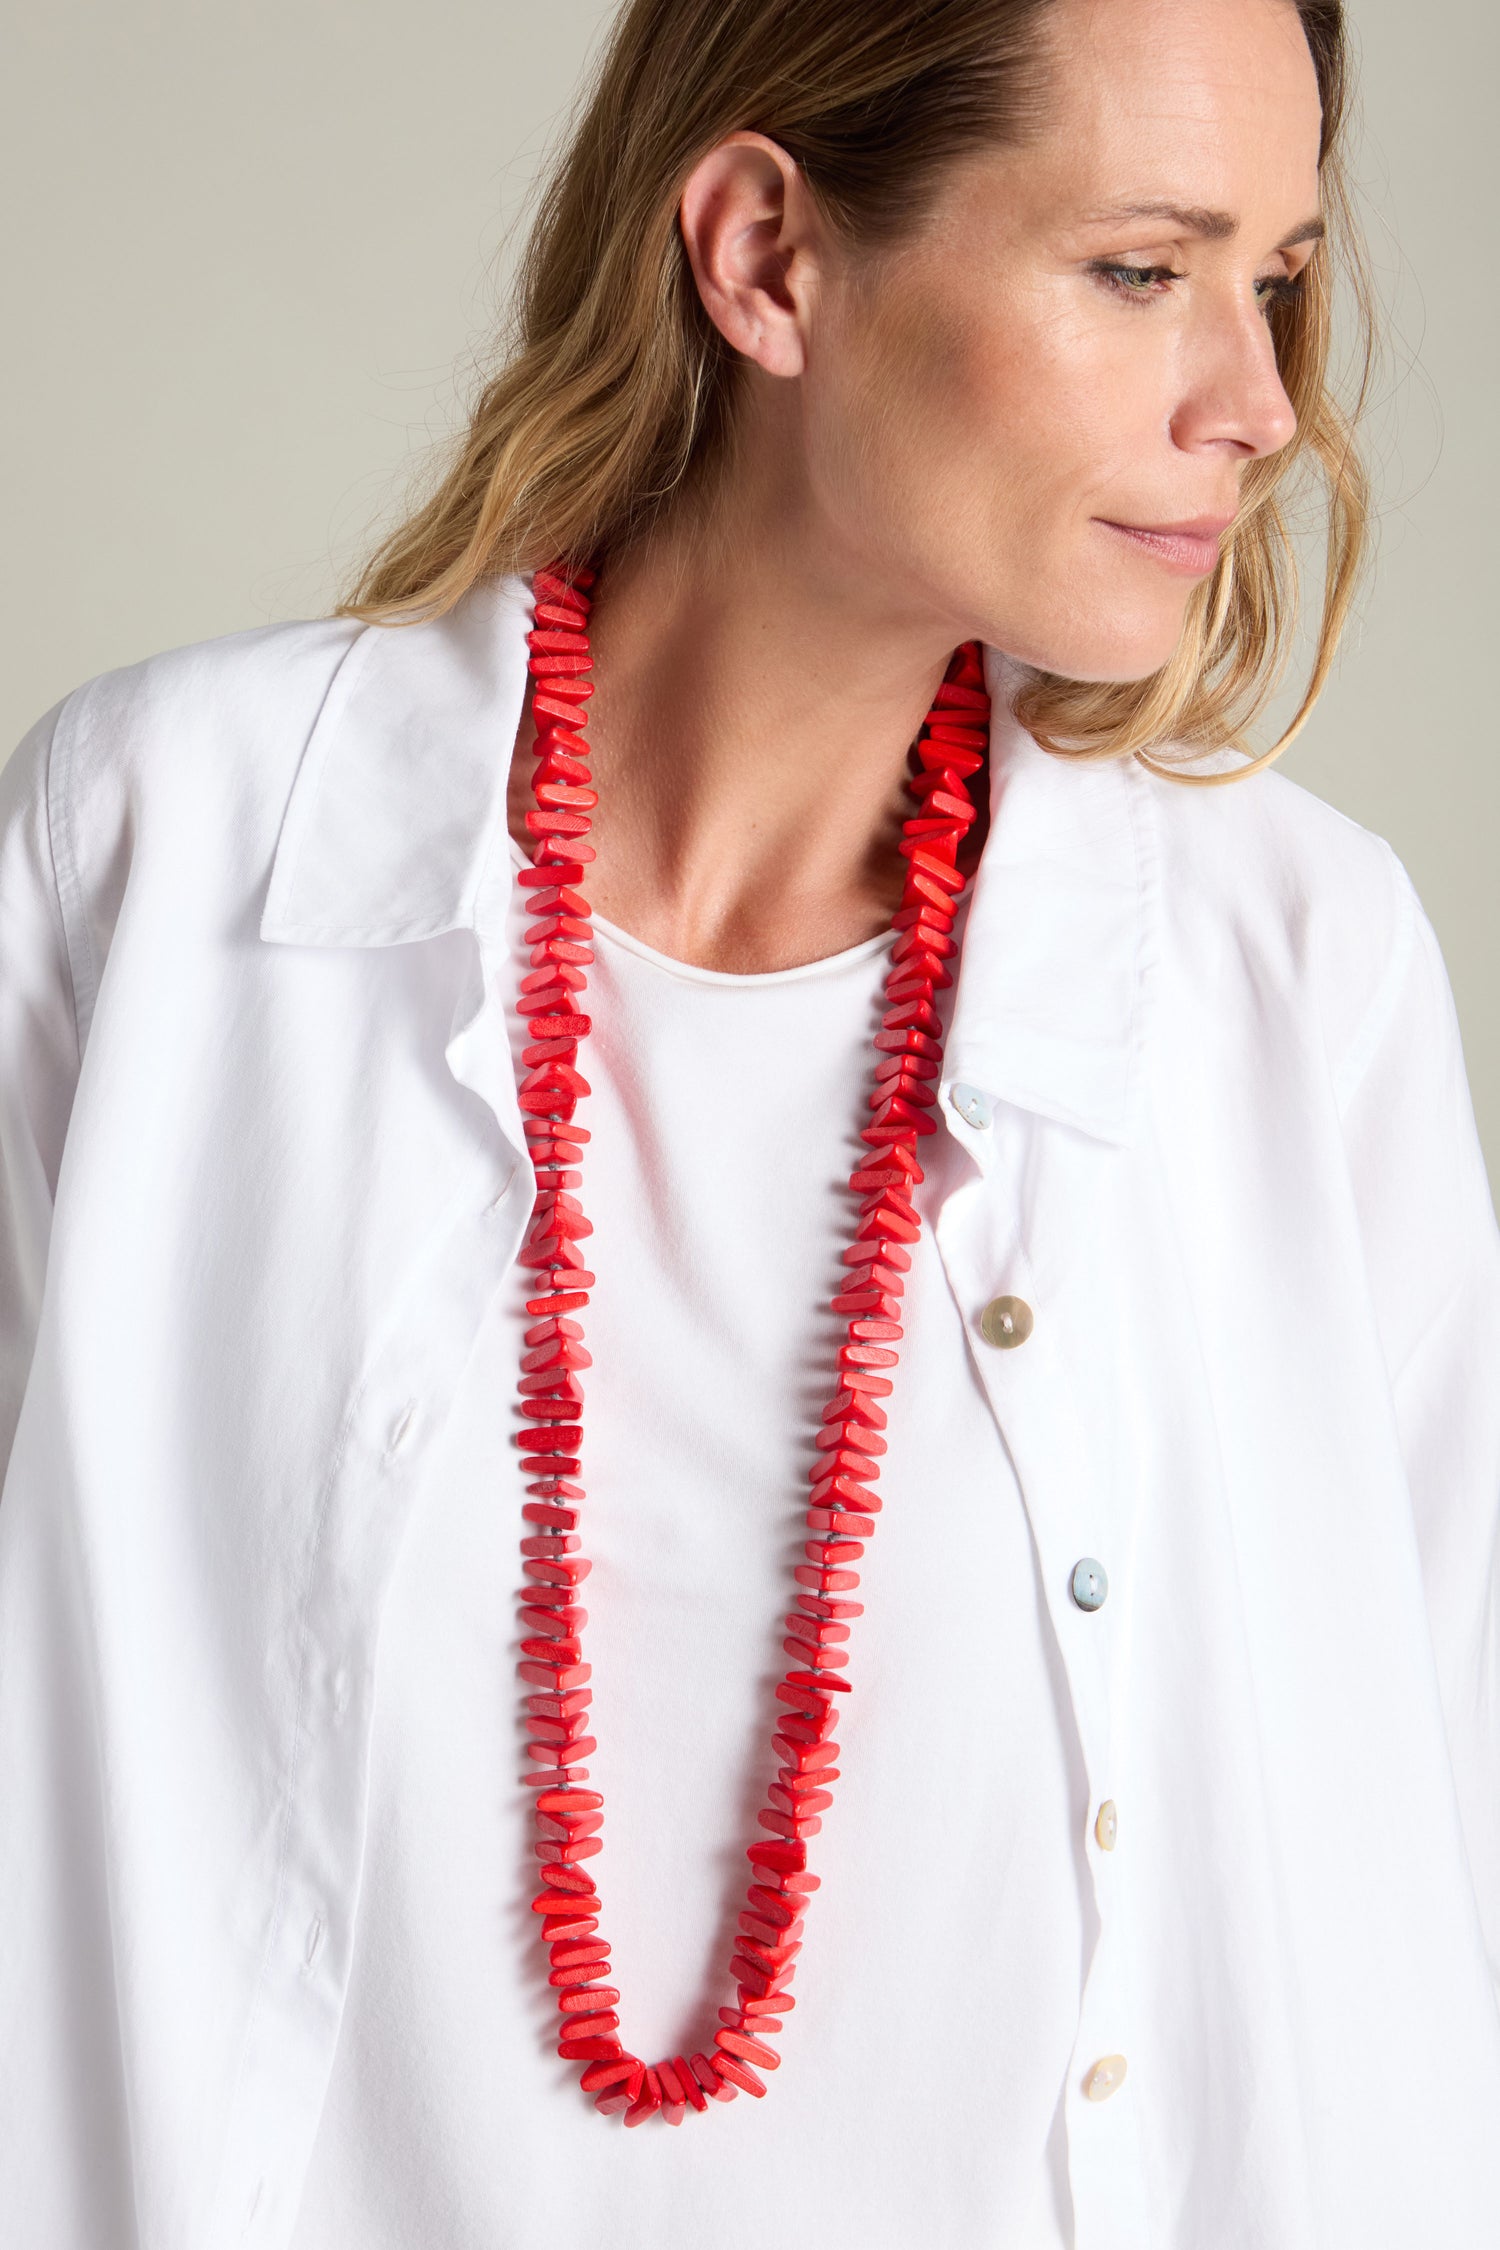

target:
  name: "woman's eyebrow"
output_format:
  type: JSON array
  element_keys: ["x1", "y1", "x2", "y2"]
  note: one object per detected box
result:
[{"x1": 1080, "y1": 200, "x2": 1326, "y2": 250}]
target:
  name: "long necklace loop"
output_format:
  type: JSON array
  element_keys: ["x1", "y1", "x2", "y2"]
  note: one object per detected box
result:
[{"x1": 513, "y1": 558, "x2": 989, "y2": 2125}]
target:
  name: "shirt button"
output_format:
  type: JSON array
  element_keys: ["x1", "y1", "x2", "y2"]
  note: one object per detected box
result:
[
  {"x1": 1070, "y1": 1557, "x2": 1108, "y2": 1610},
  {"x1": 1095, "y1": 1799, "x2": 1118, "y2": 1850},
  {"x1": 950, "y1": 1082, "x2": 993, "y2": 1130},
  {"x1": 1083, "y1": 2053, "x2": 1128, "y2": 2101},
  {"x1": 978, "y1": 1294, "x2": 1033, "y2": 1349}
]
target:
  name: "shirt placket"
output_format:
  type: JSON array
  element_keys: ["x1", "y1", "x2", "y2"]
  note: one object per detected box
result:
[{"x1": 933, "y1": 1076, "x2": 1152, "y2": 2250}]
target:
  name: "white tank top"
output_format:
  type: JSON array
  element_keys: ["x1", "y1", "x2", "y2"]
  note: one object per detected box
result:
[{"x1": 289, "y1": 842, "x2": 1085, "y2": 2249}]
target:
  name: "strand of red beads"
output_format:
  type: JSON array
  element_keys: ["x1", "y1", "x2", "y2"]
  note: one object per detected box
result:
[{"x1": 513, "y1": 557, "x2": 990, "y2": 2126}]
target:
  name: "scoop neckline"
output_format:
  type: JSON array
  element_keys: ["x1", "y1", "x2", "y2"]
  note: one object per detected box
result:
[{"x1": 506, "y1": 834, "x2": 898, "y2": 989}]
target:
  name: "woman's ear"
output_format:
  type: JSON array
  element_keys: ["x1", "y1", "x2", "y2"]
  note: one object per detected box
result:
[{"x1": 676, "y1": 130, "x2": 823, "y2": 378}]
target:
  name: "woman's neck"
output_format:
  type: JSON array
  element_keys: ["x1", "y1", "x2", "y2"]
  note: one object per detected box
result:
[{"x1": 505, "y1": 509, "x2": 990, "y2": 974}]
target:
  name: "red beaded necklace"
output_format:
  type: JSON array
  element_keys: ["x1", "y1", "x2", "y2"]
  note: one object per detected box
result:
[{"x1": 514, "y1": 558, "x2": 989, "y2": 2127}]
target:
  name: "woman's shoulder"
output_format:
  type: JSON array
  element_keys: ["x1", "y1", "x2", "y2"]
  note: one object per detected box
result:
[
  {"x1": 1147, "y1": 746, "x2": 1410, "y2": 929},
  {"x1": 2, "y1": 613, "x2": 368, "y2": 1051},
  {"x1": 19, "y1": 609, "x2": 365, "y2": 829},
  {"x1": 1142, "y1": 747, "x2": 1428, "y2": 1113}
]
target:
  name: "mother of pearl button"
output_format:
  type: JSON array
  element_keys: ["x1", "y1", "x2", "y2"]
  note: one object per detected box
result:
[
  {"x1": 979, "y1": 1294, "x2": 1033, "y2": 1349},
  {"x1": 1070, "y1": 1557, "x2": 1108, "y2": 1610}
]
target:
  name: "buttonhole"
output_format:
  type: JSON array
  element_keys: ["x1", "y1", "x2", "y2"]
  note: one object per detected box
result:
[{"x1": 384, "y1": 1400, "x2": 417, "y2": 1459}]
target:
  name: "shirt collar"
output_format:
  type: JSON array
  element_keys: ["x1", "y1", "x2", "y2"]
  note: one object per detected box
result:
[{"x1": 261, "y1": 572, "x2": 1160, "y2": 1146}]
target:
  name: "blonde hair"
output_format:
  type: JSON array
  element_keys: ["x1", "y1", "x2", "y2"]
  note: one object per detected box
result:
[{"x1": 339, "y1": 0, "x2": 1378, "y2": 788}]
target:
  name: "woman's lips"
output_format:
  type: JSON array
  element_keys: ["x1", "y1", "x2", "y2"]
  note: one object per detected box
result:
[{"x1": 1097, "y1": 517, "x2": 1230, "y2": 576}]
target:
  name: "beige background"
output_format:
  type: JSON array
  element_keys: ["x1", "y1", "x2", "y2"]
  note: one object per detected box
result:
[{"x1": 3, "y1": 1, "x2": 1496, "y2": 1181}]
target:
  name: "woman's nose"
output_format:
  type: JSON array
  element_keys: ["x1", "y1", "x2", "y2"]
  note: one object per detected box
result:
[{"x1": 1171, "y1": 300, "x2": 1299, "y2": 462}]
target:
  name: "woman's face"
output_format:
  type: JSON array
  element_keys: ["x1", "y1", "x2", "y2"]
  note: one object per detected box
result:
[{"x1": 804, "y1": 0, "x2": 1325, "y2": 681}]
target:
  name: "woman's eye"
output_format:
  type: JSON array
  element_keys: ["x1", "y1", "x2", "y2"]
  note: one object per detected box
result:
[
  {"x1": 1089, "y1": 261, "x2": 1182, "y2": 302},
  {"x1": 1254, "y1": 272, "x2": 1305, "y2": 314},
  {"x1": 1089, "y1": 262, "x2": 1306, "y2": 315}
]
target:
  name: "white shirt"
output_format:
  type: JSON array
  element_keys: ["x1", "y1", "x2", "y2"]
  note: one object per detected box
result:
[
  {"x1": 289, "y1": 861, "x2": 1079, "y2": 2249},
  {"x1": 1, "y1": 572, "x2": 1498, "y2": 2250}
]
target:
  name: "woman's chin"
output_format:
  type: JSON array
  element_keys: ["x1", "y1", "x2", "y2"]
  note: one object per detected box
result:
[
  {"x1": 998, "y1": 626, "x2": 1184, "y2": 687},
  {"x1": 969, "y1": 575, "x2": 1192, "y2": 684}
]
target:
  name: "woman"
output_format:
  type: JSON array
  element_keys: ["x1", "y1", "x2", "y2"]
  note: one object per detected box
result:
[{"x1": 1, "y1": 0, "x2": 1496, "y2": 2243}]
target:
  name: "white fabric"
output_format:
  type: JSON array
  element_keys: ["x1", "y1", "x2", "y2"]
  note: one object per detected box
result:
[
  {"x1": 1, "y1": 571, "x2": 1498, "y2": 2250},
  {"x1": 288, "y1": 866, "x2": 1078, "y2": 2249}
]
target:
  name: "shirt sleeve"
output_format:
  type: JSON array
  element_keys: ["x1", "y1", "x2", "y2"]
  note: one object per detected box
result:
[
  {"x1": 1338, "y1": 846, "x2": 1500, "y2": 1990},
  {"x1": 0, "y1": 706, "x2": 82, "y2": 1489}
]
